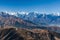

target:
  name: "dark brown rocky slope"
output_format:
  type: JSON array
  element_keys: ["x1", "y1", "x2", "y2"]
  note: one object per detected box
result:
[{"x1": 0, "y1": 27, "x2": 60, "y2": 40}]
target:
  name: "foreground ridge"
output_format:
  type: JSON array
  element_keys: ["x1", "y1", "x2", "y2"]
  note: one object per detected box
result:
[{"x1": 0, "y1": 27, "x2": 60, "y2": 40}]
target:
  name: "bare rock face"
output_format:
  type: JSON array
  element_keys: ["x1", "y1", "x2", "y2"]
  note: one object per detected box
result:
[{"x1": 0, "y1": 28, "x2": 60, "y2": 40}]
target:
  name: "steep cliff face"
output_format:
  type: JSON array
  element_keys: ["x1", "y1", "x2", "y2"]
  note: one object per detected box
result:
[{"x1": 0, "y1": 28, "x2": 60, "y2": 40}]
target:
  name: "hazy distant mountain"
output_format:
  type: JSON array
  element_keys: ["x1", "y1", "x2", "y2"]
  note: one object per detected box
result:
[
  {"x1": 14, "y1": 12, "x2": 60, "y2": 27},
  {"x1": 0, "y1": 11, "x2": 60, "y2": 27}
]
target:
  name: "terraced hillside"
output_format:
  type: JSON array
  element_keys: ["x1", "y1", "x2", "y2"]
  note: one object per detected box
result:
[{"x1": 0, "y1": 27, "x2": 60, "y2": 40}]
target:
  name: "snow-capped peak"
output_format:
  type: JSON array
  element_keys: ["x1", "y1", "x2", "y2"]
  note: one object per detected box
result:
[
  {"x1": 17, "y1": 11, "x2": 29, "y2": 15},
  {"x1": 51, "y1": 12, "x2": 60, "y2": 16}
]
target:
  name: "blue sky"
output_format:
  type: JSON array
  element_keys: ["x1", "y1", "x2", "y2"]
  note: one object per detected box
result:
[{"x1": 0, "y1": 0, "x2": 60, "y2": 13}]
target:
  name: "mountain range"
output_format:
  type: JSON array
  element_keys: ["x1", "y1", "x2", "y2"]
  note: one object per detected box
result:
[
  {"x1": 0, "y1": 11, "x2": 60, "y2": 40},
  {"x1": 0, "y1": 12, "x2": 37, "y2": 28},
  {"x1": 6, "y1": 12, "x2": 60, "y2": 27},
  {"x1": 1, "y1": 11, "x2": 60, "y2": 26},
  {"x1": 0, "y1": 12, "x2": 60, "y2": 32}
]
